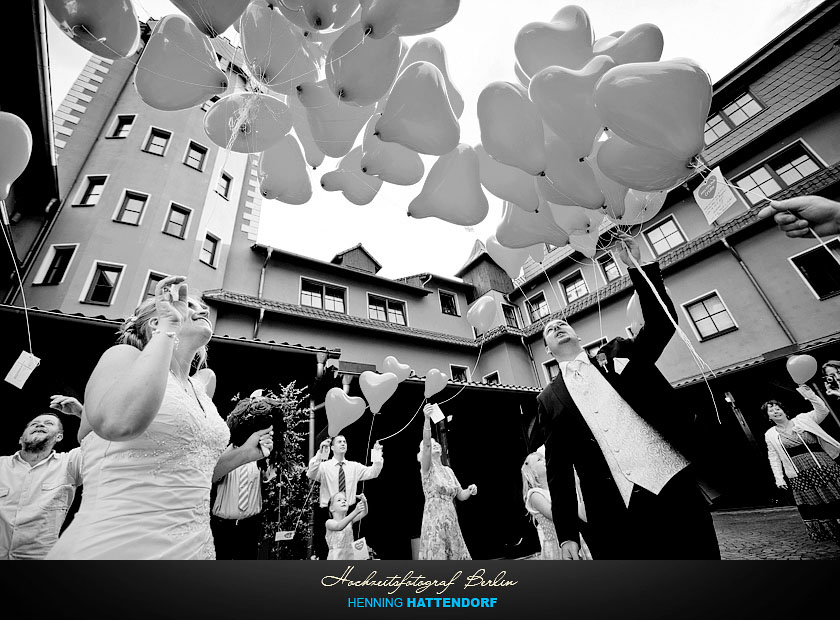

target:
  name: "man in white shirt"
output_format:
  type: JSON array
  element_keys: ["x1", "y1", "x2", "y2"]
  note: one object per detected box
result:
[
  {"x1": 308, "y1": 435, "x2": 383, "y2": 558},
  {"x1": 535, "y1": 235, "x2": 719, "y2": 559},
  {"x1": 0, "y1": 413, "x2": 82, "y2": 560}
]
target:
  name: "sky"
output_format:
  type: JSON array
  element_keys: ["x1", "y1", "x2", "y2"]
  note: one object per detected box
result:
[{"x1": 45, "y1": 0, "x2": 827, "y2": 279}]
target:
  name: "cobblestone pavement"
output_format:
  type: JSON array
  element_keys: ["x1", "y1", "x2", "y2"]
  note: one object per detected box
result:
[{"x1": 712, "y1": 506, "x2": 839, "y2": 560}]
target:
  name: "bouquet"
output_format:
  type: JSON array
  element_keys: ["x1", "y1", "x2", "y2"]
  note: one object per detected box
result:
[{"x1": 227, "y1": 389, "x2": 284, "y2": 448}]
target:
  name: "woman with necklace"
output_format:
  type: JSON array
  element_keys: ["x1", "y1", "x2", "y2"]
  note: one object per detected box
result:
[
  {"x1": 763, "y1": 384, "x2": 840, "y2": 546},
  {"x1": 49, "y1": 276, "x2": 272, "y2": 559}
]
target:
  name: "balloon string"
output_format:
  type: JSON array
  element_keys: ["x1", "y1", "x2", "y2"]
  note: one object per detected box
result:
[
  {"x1": 375, "y1": 398, "x2": 426, "y2": 443},
  {"x1": 357, "y1": 412, "x2": 377, "y2": 538},
  {"x1": 0, "y1": 206, "x2": 34, "y2": 355},
  {"x1": 624, "y1": 247, "x2": 721, "y2": 424},
  {"x1": 438, "y1": 337, "x2": 485, "y2": 405},
  {"x1": 592, "y1": 258, "x2": 604, "y2": 345},
  {"x1": 288, "y1": 478, "x2": 318, "y2": 537},
  {"x1": 541, "y1": 263, "x2": 564, "y2": 312}
]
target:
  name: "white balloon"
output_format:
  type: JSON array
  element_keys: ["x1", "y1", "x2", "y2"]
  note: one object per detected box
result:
[
  {"x1": 204, "y1": 92, "x2": 291, "y2": 153},
  {"x1": 496, "y1": 201, "x2": 569, "y2": 249},
  {"x1": 398, "y1": 37, "x2": 464, "y2": 118},
  {"x1": 45, "y1": 0, "x2": 140, "y2": 59},
  {"x1": 476, "y1": 144, "x2": 540, "y2": 212},
  {"x1": 171, "y1": 0, "x2": 251, "y2": 37},
  {"x1": 586, "y1": 136, "x2": 628, "y2": 220},
  {"x1": 478, "y1": 81, "x2": 545, "y2": 176},
  {"x1": 361, "y1": 117, "x2": 424, "y2": 185},
  {"x1": 296, "y1": 0, "x2": 360, "y2": 31},
  {"x1": 485, "y1": 234, "x2": 543, "y2": 280},
  {"x1": 375, "y1": 61, "x2": 459, "y2": 156},
  {"x1": 289, "y1": 97, "x2": 326, "y2": 169},
  {"x1": 408, "y1": 144, "x2": 487, "y2": 226},
  {"x1": 258, "y1": 135, "x2": 312, "y2": 204},
  {"x1": 321, "y1": 146, "x2": 383, "y2": 205},
  {"x1": 611, "y1": 189, "x2": 668, "y2": 226},
  {"x1": 296, "y1": 80, "x2": 375, "y2": 158},
  {"x1": 326, "y1": 22, "x2": 401, "y2": 106},
  {"x1": 360, "y1": 0, "x2": 460, "y2": 38},
  {"x1": 538, "y1": 129, "x2": 604, "y2": 210}
]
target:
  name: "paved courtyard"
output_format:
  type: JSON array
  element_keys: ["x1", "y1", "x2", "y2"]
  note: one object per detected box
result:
[{"x1": 713, "y1": 506, "x2": 839, "y2": 560}]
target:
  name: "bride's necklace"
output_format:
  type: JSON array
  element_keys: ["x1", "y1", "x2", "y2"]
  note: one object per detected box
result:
[{"x1": 170, "y1": 369, "x2": 206, "y2": 416}]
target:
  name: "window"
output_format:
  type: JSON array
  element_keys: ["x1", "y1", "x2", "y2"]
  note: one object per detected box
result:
[
  {"x1": 184, "y1": 141, "x2": 208, "y2": 171},
  {"x1": 483, "y1": 371, "x2": 500, "y2": 385},
  {"x1": 217, "y1": 172, "x2": 232, "y2": 199},
  {"x1": 114, "y1": 191, "x2": 147, "y2": 225},
  {"x1": 598, "y1": 253, "x2": 621, "y2": 283},
  {"x1": 584, "y1": 337, "x2": 608, "y2": 358},
  {"x1": 544, "y1": 243, "x2": 557, "y2": 253},
  {"x1": 561, "y1": 271, "x2": 588, "y2": 303},
  {"x1": 109, "y1": 115, "x2": 135, "y2": 138},
  {"x1": 143, "y1": 128, "x2": 171, "y2": 156},
  {"x1": 527, "y1": 291, "x2": 549, "y2": 323},
  {"x1": 644, "y1": 216, "x2": 686, "y2": 257},
  {"x1": 789, "y1": 239, "x2": 840, "y2": 300},
  {"x1": 502, "y1": 303, "x2": 521, "y2": 328},
  {"x1": 703, "y1": 92, "x2": 763, "y2": 145},
  {"x1": 201, "y1": 95, "x2": 220, "y2": 112},
  {"x1": 736, "y1": 143, "x2": 823, "y2": 205},
  {"x1": 450, "y1": 365, "x2": 470, "y2": 383},
  {"x1": 625, "y1": 325, "x2": 637, "y2": 338},
  {"x1": 76, "y1": 176, "x2": 106, "y2": 206},
  {"x1": 684, "y1": 292, "x2": 737, "y2": 340},
  {"x1": 143, "y1": 272, "x2": 167, "y2": 299},
  {"x1": 543, "y1": 359, "x2": 559, "y2": 383},
  {"x1": 84, "y1": 263, "x2": 122, "y2": 305},
  {"x1": 163, "y1": 204, "x2": 191, "y2": 239},
  {"x1": 301, "y1": 279, "x2": 347, "y2": 313},
  {"x1": 439, "y1": 290, "x2": 459, "y2": 316},
  {"x1": 200, "y1": 233, "x2": 220, "y2": 266},
  {"x1": 368, "y1": 294, "x2": 407, "y2": 325},
  {"x1": 37, "y1": 245, "x2": 76, "y2": 285}
]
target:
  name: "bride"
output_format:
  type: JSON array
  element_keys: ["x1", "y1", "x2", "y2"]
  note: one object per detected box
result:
[{"x1": 49, "y1": 276, "x2": 272, "y2": 559}]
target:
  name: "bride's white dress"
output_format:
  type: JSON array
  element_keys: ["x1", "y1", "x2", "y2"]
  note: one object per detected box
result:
[{"x1": 48, "y1": 374, "x2": 230, "y2": 559}]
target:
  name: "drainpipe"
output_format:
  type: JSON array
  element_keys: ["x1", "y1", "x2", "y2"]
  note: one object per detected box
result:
[
  {"x1": 253, "y1": 247, "x2": 273, "y2": 339},
  {"x1": 721, "y1": 239, "x2": 795, "y2": 345},
  {"x1": 521, "y1": 336, "x2": 541, "y2": 387}
]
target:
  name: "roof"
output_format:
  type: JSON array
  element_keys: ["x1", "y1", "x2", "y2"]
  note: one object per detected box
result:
[
  {"x1": 394, "y1": 273, "x2": 473, "y2": 290},
  {"x1": 402, "y1": 375, "x2": 541, "y2": 395},
  {"x1": 455, "y1": 240, "x2": 488, "y2": 278},
  {"x1": 513, "y1": 162, "x2": 840, "y2": 335},
  {"x1": 203, "y1": 289, "x2": 480, "y2": 348},
  {"x1": 254, "y1": 244, "x2": 431, "y2": 296},
  {"x1": 0, "y1": 304, "x2": 341, "y2": 357},
  {"x1": 330, "y1": 243, "x2": 383, "y2": 272}
]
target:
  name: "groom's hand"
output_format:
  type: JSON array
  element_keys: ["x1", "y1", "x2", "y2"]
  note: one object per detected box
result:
[{"x1": 560, "y1": 540, "x2": 581, "y2": 560}]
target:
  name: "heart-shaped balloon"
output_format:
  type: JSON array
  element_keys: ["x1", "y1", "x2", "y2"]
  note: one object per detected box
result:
[
  {"x1": 382, "y1": 355, "x2": 412, "y2": 382},
  {"x1": 171, "y1": 0, "x2": 250, "y2": 37},
  {"x1": 360, "y1": 0, "x2": 460, "y2": 39},
  {"x1": 258, "y1": 135, "x2": 312, "y2": 204},
  {"x1": 297, "y1": 0, "x2": 360, "y2": 31},
  {"x1": 514, "y1": 5, "x2": 593, "y2": 76},
  {"x1": 325, "y1": 387, "x2": 367, "y2": 436},
  {"x1": 478, "y1": 81, "x2": 546, "y2": 176},
  {"x1": 289, "y1": 98, "x2": 326, "y2": 169},
  {"x1": 786, "y1": 355, "x2": 818, "y2": 385},
  {"x1": 538, "y1": 130, "x2": 604, "y2": 210},
  {"x1": 320, "y1": 146, "x2": 383, "y2": 205},
  {"x1": 326, "y1": 23, "x2": 401, "y2": 106},
  {"x1": 297, "y1": 81, "x2": 375, "y2": 158},
  {"x1": 376, "y1": 61, "x2": 460, "y2": 156},
  {"x1": 485, "y1": 234, "x2": 544, "y2": 280},
  {"x1": 45, "y1": 0, "x2": 140, "y2": 59},
  {"x1": 135, "y1": 15, "x2": 228, "y2": 111},
  {"x1": 361, "y1": 117, "x2": 424, "y2": 186},
  {"x1": 408, "y1": 144, "x2": 488, "y2": 226},
  {"x1": 204, "y1": 92, "x2": 291, "y2": 153},
  {"x1": 596, "y1": 23, "x2": 664, "y2": 66},
  {"x1": 399, "y1": 37, "x2": 464, "y2": 118},
  {"x1": 612, "y1": 189, "x2": 668, "y2": 226},
  {"x1": 424, "y1": 369, "x2": 449, "y2": 399},
  {"x1": 596, "y1": 132, "x2": 694, "y2": 192},
  {"x1": 0, "y1": 112, "x2": 32, "y2": 201},
  {"x1": 467, "y1": 295, "x2": 496, "y2": 334},
  {"x1": 359, "y1": 371, "x2": 399, "y2": 414},
  {"x1": 594, "y1": 58, "x2": 712, "y2": 161},
  {"x1": 569, "y1": 230, "x2": 598, "y2": 258},
  {"x1": 585, "y1": 136, "x2": 628, "y2": 218},
  {"x1": 496, "y1": 201, "x2": 570, "y2": 250},
  {"x1": 529, "y1": 55, "x2": 615, "y2": 160},
  {"x1": 476, "y1": 145, "x2": 540, "y2": 212},
  {"x1": 549, "y1": 201, "x2": 593, "y2": 235}
]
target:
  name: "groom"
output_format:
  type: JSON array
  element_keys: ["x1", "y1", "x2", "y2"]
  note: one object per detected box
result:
[{"x1": 535, "y1": 235, "x2": 719, "y2": 559}]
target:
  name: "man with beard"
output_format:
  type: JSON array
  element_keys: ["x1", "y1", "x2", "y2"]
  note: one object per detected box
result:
[{"x1": 0, "y1": 413, "x2": 83, "y2": 559}]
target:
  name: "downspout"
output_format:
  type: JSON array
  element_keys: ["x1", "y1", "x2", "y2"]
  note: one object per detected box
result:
[
  {"x1": 521, "y1": 336, "x2": 541, "y2": 387},
  {"x1": 721, "y1": 238, "x2": 795, "y2": 345},
  {"x1": 253, "y1": 247, "x2": 273, "y2": 339}
]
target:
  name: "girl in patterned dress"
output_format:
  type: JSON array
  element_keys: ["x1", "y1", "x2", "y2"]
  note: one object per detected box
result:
[
  {"x1": 417, "y1": 404, "x2": 476, "y2": 560},
  {"x1": 764, "y1": 384, "x2": 840, "y2": 545},
  {"x1": 325, "y1": 492, "x2": 367, "y2": 560}
]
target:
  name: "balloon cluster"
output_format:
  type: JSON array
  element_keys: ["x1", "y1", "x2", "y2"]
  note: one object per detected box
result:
[
  {"x1": 481, "y1": 5, "x2": 712, "y2": 278},
  {"x1": 46, "y1": 0, "x2": 464, "y2": 208}
]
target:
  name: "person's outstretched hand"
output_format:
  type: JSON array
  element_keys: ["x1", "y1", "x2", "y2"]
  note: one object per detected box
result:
[
  {"x1": 560, "y1": 540, "x2": 581, "y2": 560},
  {"x1": 50, "y1": 395, "x2": 83, "y2": 417},
  {"x1": 757, "y1": 196, "x2": 840, "y2": 238}
]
